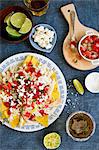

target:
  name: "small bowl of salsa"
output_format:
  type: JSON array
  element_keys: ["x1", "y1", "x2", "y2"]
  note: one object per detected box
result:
[
  {"x1": 78, "y1": 33, "x2": 99, "y2": 66},
  {"x1": 66, "y1": 111, "x2": 96, "y2": 141}
]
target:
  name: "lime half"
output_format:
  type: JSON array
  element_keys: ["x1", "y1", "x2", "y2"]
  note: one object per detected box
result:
[
  {"x1": 4, "y1": 12, "x2": 14, "y2": 26},
  {"x1": 43, "y1": 132, "x2": 61, "y2": 149},
  {"x1": 19, "y1": 18, "x2": 32, "y2": 34},
  {"x1": 10, "y1": 12, "x2": 26, "y2": 28},
  {"x1": 6, "y1": 26, "x2": 22, "y2": 38},
  {"x1": 73, "y1": 79, "x2": 84, "y2": 95}
]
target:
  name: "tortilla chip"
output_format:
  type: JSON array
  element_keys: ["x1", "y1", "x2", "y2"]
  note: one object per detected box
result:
[
  {"x1": 35, "y1": 115, "x2": 48, "y2": 127},
  {"x1": 51, "y1": 82, "x2": 60, "y2": 102},
  {"x1": 2, "y1": 110, "x2": 9, "y2": 119},
  {"x1": 9, "y1": 115, "x2": 20, "y2": 128},
  {"x1": 0, "y1": 102, "x2": 8, "y2": 112},
  {"x1": 51, "y1": 72, "x2": 57, "y2": 81},
  {"x1": 19, "y1": 116, "x2": 26, "y2": 127},
  {"x1": 50, "y1": 99, "x2": 62, "y2": 107},
  {"x1": 31, "y1": 56, "x2": 40, "y2": 67},
  {"x1": 23, "y1": 55, "x2": 32, "y2": 65}
]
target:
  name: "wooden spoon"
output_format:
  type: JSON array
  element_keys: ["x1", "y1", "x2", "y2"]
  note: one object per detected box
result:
[{"x1": 61, "y1": 3, "x2": 99, "y2": 70}]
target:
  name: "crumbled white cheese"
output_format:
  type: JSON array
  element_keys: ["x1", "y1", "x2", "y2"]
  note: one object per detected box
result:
[{"x1": 32, "y1": 26, "x2": 55, "y2": 49}]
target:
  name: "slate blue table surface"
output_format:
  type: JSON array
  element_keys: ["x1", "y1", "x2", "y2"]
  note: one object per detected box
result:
[{"x1": 0, "y1": 0, "x2": 99, "y2": 150}]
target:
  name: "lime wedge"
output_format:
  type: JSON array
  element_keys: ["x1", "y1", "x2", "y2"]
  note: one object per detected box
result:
[
  {"x1": 4, "y1": 12, "x2": 14, "y2": 26},
  {"x1": 6, "y1": 26, "x2": 22, "y2": 38},
  {"x1": 73, "y1": 79, "x2": 84, "y2": 95},
  {"x1": 10, "y1": 12, "x2": 26, "y2": 28},
  {"x1": 19, "y1": 18, "x2": 32, "y2": 34},
  {"x1": 43, "y1": 132, "x2": 61, "y2": 149}
]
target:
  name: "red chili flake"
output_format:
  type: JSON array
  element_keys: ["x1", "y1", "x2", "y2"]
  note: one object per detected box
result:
[{"x1": 4, "y1": 102, "x2": 10, "y2": 107}]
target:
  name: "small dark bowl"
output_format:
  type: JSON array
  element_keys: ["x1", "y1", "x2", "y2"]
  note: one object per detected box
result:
[{"x1": 0, "y1": 6, "x2": 33, "y2": 44}]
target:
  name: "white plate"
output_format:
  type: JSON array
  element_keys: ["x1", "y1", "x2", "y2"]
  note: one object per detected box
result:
[{"x1": 0, "y1": 53, "x2": 67, "y2": 132}]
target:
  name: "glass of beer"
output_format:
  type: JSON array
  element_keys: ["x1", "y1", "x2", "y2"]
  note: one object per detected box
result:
[{"x1": 23, "y1": 0, "x2": 49, "y2": 16}]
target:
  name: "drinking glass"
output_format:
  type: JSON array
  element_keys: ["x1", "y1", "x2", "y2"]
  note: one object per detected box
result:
[{"x1": 23, "y1": 0, "x2": 49, "y2": 16}]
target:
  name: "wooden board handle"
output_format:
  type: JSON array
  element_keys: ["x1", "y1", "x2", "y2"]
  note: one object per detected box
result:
[{"x1": 61, "y1": 3, "x2": 79, "y2": 25}]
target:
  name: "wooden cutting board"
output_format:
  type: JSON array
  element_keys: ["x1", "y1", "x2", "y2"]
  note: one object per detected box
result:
[{"x1": 61, "y1": 4, "x2": 99, "y2": 70}]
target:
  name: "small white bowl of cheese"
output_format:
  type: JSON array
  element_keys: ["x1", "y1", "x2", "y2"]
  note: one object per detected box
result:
[
  {"x1": 85, "y1": 72, "x2": 99, "y2": 93},
  {"x1": 29, "y1": 24, "x2": 57, "y2": 53}
]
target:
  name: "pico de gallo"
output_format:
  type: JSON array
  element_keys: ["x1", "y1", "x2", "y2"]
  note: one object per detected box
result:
[
  {"x1": 80, "y1": 35, "x2": 99, "y2": 60},
  {"x1": 0, "y1": 55, "x2": 60, "y2": 128}
]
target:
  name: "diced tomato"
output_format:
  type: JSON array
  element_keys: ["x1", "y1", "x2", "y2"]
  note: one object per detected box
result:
[
  {"x1": 29, "y1": 114, "x2": 35, "y2": 120},
  {"x1": 33, "y1": 94, "x2": 38, "y2": 99},
  {"x1": 39, "y1": 110, "x2": 45, "y2": 116},
  {"x1": 7, "y1": 82, "x2": 12, "y2": 90},
  {"x1": 27, "y1": 61, "x2": 32, "y2": 66},
  {"x1": 26, "y1": 64, "x2": 35, "y2": 73},
  {"x1": 10, "y1": 72, "x2": 12, "y2": 77},
  {"x1": 6, "y1": 92, "x2": 11, "y2": 96},
  {"x1": 4, "y1": 102, "x2": 10, "y2": 107},
  {"x1": 3, "y1": 85, "x2": 8, "y2": 90},
  {"x1": 85, "y1": 36, "x2": 93, "y2": 43},
  {"x1": 82, "y1": 50, "x2": 92, "y2": 58},
  {"x1": 18, "y1": 71, "x2": 25, "y2": 76},
  {"x1": 92, "y1": 42, "x2": 99, "y2": 53},
  {"x1": 31, "y1": 102, "x2": 34, "y2": 108},
  {"x1": 90, "y1": 51, "x2": 98, "y2": 59},
  {"x1": 39, "y1": 83, "x2": 43, "y2": 86},
  {"x1": 34, "y1": 84, "x2": 38, "y2": 90},
  {"x1": 0, "y1": 84, "x2": 2, "y2": 90},
  {"x1": 35, "y1": 71, "x2": 42, "y2": 78},
  {"x1": 39, "y1": 110, "x2": 47, "y2": 116},
  {"x1": 11, "y1": 105, "x2": 16, "y2": 109},
  {"x1": 91, "y1": 35, "x2": 97, "y2": 42},
  {"x1": 70, "y1": 40, "x2": 77, "y2": 47},
  {"x1": 7, "y1": 110, "x2": 11, "y2": 115},
  {"x1": 44, "y1": 86, "x2": 49, "y2": 92},
  {"x1": 44, "y1": 105, "x2": 48, "y2": 108},
  {"x1": 24, "y1": 112, "x2": 31, "y2": 118},
  {"x1": 13, "y1": 80, "x2": 18, "y2": 86},
  {"x1": 80, "y1": 45, "x2": 86, "y2": 52},
  {"x1": 36, "y1": 100, "x2": 41, "y2": 105}
]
